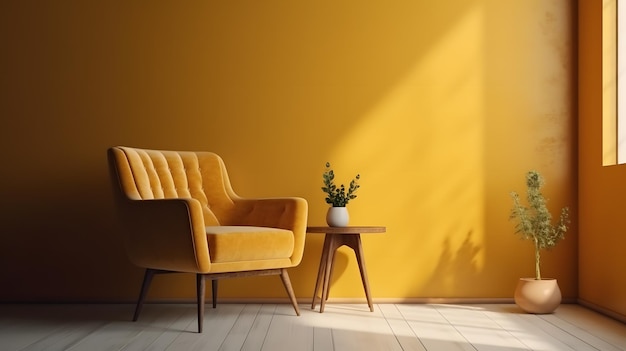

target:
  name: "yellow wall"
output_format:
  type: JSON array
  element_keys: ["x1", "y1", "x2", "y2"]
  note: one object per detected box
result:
[
  {"x1": 578, "y1": 0, "x2": 626, "y2": 319},
  {"x1": 0, "y1": 1, "x2": 577, "y2": 302}
]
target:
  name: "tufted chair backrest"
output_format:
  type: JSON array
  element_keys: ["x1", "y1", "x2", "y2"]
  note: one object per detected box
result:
[{"x1": 110, "y1": 146, "x2": 239, "y2": 226}]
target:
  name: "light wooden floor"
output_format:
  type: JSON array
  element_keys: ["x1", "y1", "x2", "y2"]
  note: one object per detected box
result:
[{"x1": 1, "y1": 303, "x2": 625, "y2": 351}]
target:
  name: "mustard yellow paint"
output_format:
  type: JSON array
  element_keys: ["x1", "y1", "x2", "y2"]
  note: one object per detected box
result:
[
  {"x1": 579, "y1": 0, "x2": 626, "y2": 319},
  {"x1": 0, "y1": 1, "x2": 578, "y2": 302}
]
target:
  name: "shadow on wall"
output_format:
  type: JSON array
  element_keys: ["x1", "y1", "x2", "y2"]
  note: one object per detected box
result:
[{"x1": 419, "y1": 231, "x2": 481, "y2": 298}]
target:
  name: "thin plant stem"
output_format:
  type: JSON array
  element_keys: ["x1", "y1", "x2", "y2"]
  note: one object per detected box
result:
[{"x1": 535, "y1": 239, "x2": 541, "y2": 280}]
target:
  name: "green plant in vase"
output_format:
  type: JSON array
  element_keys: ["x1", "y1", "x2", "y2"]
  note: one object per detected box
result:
[
  {"x1": 509, "y1": 170, "x2": 570, "y2": 280},
  {"x1": 322, "y1": 162, "x2": 360, "y2": 207},
  {"x1": 321, "y1": 162, "x2": 360, "y2": 227}
]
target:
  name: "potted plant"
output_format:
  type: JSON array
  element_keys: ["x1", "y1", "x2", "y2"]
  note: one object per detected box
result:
[
  {"x1": 509, "y1": 170, "x2": 570, "y2": 313},
  {"x1": 322, "y1": 162, "x2": 360, "y2": 226}
]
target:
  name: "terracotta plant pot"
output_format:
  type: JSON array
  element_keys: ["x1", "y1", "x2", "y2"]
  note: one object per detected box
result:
[{"x1": 514, "y1": 277, "x2": 562, "y2": 314}]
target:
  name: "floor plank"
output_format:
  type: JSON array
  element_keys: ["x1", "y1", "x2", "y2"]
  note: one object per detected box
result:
[
  {"x1": 539, "y1": 311, "x2": 622, "y2": 351},
  {"x1": 118, "y1": 305, "x2": 196, "y2": 351},
  {"x1": 480, "y1": 304, "x2": 581, "y2": 351},
  {"x1": 397, "y1": 304, "x2": 477, "y2": 350},
  {"x1": 218, "y1": 304, "x2": 262, "y2": 351},
  {"x1": 165, "y1": 304, "x2": 245, "y2": 351},
  {"x1": 261, "y1": 304, "x2": 314, "y2": 351},
  {"x1": 552, "y1": 304, "x2": 626, "y2": 350},
  {"x1": 433, "y1": 304, "x2": 530, "y2": 351},
  {"x1": 140, "y1": 305, "x2": 197, "y2": 351},
  {"x1": 320, "y1": 305, "x2": 402, "y2": 351},
  {"x1": 240, "y1": 304, "x2": 276, "y2": 351},
  {"x1": 378, "y1": 304, "x2": 427, "y2": 351}
]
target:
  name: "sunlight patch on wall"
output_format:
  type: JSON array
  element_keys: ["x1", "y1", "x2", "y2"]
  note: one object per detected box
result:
[
  {"x1": 605, "y1": 0, "x2": 626, "y2": 165},
  {"x1": 603, "y1": 0, "x2": 617, "y2": 166},
  {"x1": 326, "y1": 5, "x2": 485, "y2": 296}
]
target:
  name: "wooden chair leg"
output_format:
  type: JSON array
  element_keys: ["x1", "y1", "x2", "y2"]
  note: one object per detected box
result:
[
  {"x1": 280, "y1": 269, "x2": 300, "y2": 316},
  {"x1": 133, "y1": 269, "x2": 155, "y2": 322},
  {"x1": 212, "y1": 279, "x2": 218, "y2": 308},
  {"x1": 197, "y1": 274, "x2": 206, "y2": 333}
]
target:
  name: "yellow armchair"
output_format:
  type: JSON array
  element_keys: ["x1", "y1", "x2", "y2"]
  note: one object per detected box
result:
[{"x1": 107, "y1": 146, "x2": 308, "y2": 332}]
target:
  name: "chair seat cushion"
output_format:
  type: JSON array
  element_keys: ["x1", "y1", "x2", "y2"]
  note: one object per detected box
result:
[{"x1": 206, "y1": 226, "x2": 294, "y2": 263}]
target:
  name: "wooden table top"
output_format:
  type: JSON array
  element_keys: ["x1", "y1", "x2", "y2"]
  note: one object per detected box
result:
[{"x1": 306, "y1": 226, "x2": 386, "y2": 234}]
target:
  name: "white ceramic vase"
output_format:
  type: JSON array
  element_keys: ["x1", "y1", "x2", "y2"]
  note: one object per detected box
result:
[{"x1": 326, "y1": 207, "x2": 349, "y2": 227}]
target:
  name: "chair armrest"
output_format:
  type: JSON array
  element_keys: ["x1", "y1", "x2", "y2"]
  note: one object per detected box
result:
[
  {"x1": 116, "y1": 198, "x2": 211, "y2": 273},
  {"x1": 230, "y1": 197, "x2": 308, "y2": 266}
]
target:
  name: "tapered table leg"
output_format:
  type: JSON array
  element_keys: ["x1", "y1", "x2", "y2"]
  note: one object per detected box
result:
[
  {"x1": 352, "y1": 235, "x2": 374, "y2": 312},
  {"x1": 312, "y1": 235, "x2": 331, "y2": 310},
  {"x1": 320, "y1": 235, "x2": 341, "y2": 313}
]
